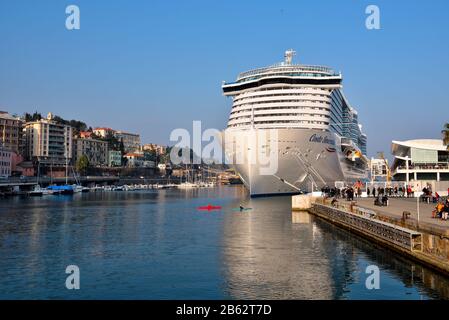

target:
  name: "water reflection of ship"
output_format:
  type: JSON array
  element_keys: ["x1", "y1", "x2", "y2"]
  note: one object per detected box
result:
[{"x1": 221, "y1": 198, "x2": 341, "y2": 299}]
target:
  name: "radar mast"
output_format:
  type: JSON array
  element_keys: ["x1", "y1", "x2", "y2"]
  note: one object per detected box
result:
[{"x1": 284, "y1": 49, "x2": 296, "y2": 65}]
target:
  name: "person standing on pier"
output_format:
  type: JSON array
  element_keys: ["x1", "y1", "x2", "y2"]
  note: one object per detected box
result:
[{"x1": 442, "y1": 200, "x2": 449, "y2": 220}]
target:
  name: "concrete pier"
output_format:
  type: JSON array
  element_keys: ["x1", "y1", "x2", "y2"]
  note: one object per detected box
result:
[
  {"x1": 293, "y1": 195, "x2": 449, "y2": 276},
  {"x1": 291, "y1": 194, "x2": 315, "y2": 210},
  {"x1": 353, "y1": 197, "x2": 449, "y2": 236}
]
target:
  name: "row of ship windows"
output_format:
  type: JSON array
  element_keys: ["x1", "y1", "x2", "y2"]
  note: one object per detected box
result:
[
  {"x1": 234, "y1": 93, "x2": 331, "y2": 104},
  {"x1": 230, "y1": 113, "x2": 331, "y2": 121},
  {"x1": 231, "y1": 106, "x2": 330, "y2": 115},
  {"x1": 234, "y1": 99, "x2": 331, "y2": 107},
  {"x1": 239, "y1": 86, "x2": 333, "y2": 93},
  {"x1": 228, "y1": 120, "x2": 330, "y2": 127},
  {"x1": 235, "y1": 89, "x2": 331, "y2": 96},
  {"x1": 331, "y1": 90, "x2": 344, "y2": 100},
  {"x1": 232, "y1": 100, "x2": 331, "y2": 112},
  {"x1": 231, "y1": 107, "x2": 343, "y2": 121}
]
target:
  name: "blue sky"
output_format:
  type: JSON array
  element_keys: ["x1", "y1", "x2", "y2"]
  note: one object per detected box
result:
[{"x1": 0, "y1": 0, "x2": 448, "y2": 157}]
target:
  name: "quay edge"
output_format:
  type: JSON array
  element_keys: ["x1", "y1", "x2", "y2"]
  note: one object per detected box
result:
[{"x1": 292, "y1": 194, "x2": 449, "y2": 277}]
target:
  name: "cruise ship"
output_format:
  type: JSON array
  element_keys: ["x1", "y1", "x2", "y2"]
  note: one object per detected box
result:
[{"x1": 221, "y1": 50, "x2": 368, "y2": 196}]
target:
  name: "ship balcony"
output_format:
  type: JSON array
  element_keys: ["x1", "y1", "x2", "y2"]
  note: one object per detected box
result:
[
  {"x1": 233, "y1": 96, "x2": 331, "y2": 107},
  {"x1": 235, "y1": 64, "x2": 339, "y2": 81}
]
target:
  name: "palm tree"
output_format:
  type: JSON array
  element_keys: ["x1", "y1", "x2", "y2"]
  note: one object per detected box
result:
[{"x1": 443, "y1": 123, "x2": 449, "y2": 150}]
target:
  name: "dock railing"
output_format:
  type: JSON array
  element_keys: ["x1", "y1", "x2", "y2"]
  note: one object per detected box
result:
[{"x1": 312, "y1": 202, "x2": 423, "y2": 252}]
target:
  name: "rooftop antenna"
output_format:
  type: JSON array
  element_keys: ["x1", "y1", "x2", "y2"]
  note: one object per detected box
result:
[{"x1": 284, "y1": 49, "x2": 296, "y2": 65}]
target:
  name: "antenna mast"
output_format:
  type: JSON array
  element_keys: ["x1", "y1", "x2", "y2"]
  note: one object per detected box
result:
[{"x1": 284, "y1": 49, "x2": 296, "y2": 65}]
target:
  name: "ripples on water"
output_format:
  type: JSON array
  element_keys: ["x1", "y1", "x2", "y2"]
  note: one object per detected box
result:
[{"x1": 0, "y1": 185, "x2": 448, "y2": 299}]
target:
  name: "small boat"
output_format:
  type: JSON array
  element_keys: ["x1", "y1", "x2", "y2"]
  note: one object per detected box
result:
[
  {"x1": 30, "y1": 185, "x2": 55, "y2": 196},
  {"x1": 72, "y1": 185, "x2": 83, "y2": 193},
  {"x1": 29, "y1": 187, "x2": 43, "y2": 197},
  {"x1": 232, "y1": 207, "x2": 253, "y2": 212},
  {"x1": 178, "y1": 182, "x2": 199, "y2": 189},
  {"x1": 47, "y1": 185, "x2": 74, "y2": 195}
]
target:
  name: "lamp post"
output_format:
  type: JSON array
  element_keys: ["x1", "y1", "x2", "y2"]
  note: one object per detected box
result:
[
  {"x1": 416, "y1": 193, "x2": 420, "y2": 224},
  {"x1": 405, "y1": 155, "x2": 410, "y2": 184}
]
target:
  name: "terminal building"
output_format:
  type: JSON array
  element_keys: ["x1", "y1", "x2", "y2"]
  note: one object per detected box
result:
[{"x1": 391, "y1": 139, "x2": 449, "y2": 185}]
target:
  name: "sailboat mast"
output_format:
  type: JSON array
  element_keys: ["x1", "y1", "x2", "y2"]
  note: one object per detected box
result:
[
  {"x1": 65, "y1": 152, "x2": 68, "y2": 185},
  {"x1": 37, "y1": 162, "x2": 40, "y2": 186}
]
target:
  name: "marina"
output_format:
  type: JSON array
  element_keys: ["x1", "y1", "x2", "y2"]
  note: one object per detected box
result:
[{"x1": 1, "y1": 181, "x2": 217, "y2": 197}]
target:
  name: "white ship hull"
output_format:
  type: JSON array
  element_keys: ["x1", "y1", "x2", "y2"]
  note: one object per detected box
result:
[{"x1": 222, "y1": 128, "x2": 367, "y2": 197}]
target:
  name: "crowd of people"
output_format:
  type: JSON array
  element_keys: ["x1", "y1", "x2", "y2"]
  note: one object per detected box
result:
[
  {"x1": 321, "y1": 185, "x2": 361, "y2": 201},
  {"x1": 322, "y1": 184, "x2": 388, "y2": 206},
  {"x1": 420, "y1": 185, "x2": 443, "y2": 204},
  {"x1": 366, "y1": 185, "x2": 418, "y2": 198},
  {"x1": 322, "y1": 183, "x2": 449, "y2": 216}
]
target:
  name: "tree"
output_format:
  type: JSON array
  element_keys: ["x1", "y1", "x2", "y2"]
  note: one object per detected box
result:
[
  {"x1": 76, "y1": 155, "x2": 90, "y2": 175},
  {"x1": 24, "y1": 111, "x2": 42, "y2": 122},
  {"x1": 143, "y1": 150, "x2": 156, "y2": 161},
  {"x1": 52, "y1": 115, "x2": 87, "y2": 135},
  {"x1": 443, "y1": 123, "x2": 449, "y2": 150}
]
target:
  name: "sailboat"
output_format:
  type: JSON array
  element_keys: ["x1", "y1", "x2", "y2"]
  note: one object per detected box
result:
[
  {"x1": 177, "y1": 164, "x2": 199, "y2": 189},
  {"x1": 47, "y1": 153, "x2": 77, "y2": 195},
  {"x1": 29, "y1": 162, "x2": 53, "y2": 196},
  {"x1": 71, "y1": 164, "x2": 89, "y2": 193}
]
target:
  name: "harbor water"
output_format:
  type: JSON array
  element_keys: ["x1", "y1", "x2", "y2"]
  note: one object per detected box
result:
[{"x1": 0, "y1": 185, "x2": 448, "y2": 299}]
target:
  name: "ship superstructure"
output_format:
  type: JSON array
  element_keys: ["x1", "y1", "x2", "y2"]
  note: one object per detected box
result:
[{"x1": 222, "y1": 50, "x2": 368, "y2": 196}]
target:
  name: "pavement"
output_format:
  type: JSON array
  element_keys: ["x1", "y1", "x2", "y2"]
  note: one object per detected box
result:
[{"x1": 350, "y1": 197, "x2": 449, "y2": 231}]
